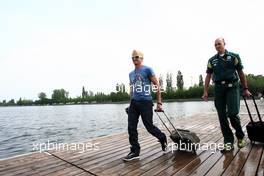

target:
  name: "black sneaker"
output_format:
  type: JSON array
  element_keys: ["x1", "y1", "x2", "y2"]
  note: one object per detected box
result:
[
  {"x1": 160, "y1": 137, "x2": 167, "y2": 151},
  {"x1": 123, "y1": 152, "x2": 140, "y2": 161}
]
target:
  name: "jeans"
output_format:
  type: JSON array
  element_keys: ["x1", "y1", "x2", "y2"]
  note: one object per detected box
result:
[{"x1": 128, "y1": 99, "x2": 166, "y2": 154}]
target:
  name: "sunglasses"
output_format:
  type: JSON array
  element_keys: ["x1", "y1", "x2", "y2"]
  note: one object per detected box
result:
[
  {"x1": 132, "y1": 56, "x2": 142, "y2": 60},
  {"x1": 215, "y1": 43, "x2": 222, "y2": 46}
]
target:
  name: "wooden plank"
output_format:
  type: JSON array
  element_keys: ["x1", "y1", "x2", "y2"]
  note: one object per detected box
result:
[
  {"x1": 75, "y1": 172, "x2": 94, "y2": 176},
  {"x1": 92, "y1": 142, "x2": 162, "y2": 175},
  {"x1": 221, "y1": 142, "x2": 252, "y2": 176},
  {"x1": 173, "y1": 147, "x2": 213, "y2": 176},
  {"x1": 148, "y1": 115, "x2": 250, "y2": 175},
  {"x1": 239, "y1": 143, "x2": 263, "y2": 176},
  {"x1": 122, "y1": 118, "x2": 221, "y2": 176},
  {"x1": 204, "y1": 144, "x2": 240, "y2": 176},
  {"x1": 0, "y1": 152, "x2": 52, "y2": 174},
  {"x1": 47, "y1": 166, "x2": 85, "y2": 176},
  {"x1": 155, "y1": 132, "x2": 223, "y2": 176},
  {"x1": 50, "y1": 129, "x2": 142, "y2": 156},
  {"x1": 221, "y1": 117, "x2": 259, "y2": 176},
  {"x1": 59, "y1": 114, "x2": 212, "y2": 171},
  {"x1": 203, "y1": 131, "x2": 250, "y2": 174},
  {"x1": 30, "y1": 163, "x2": 79, "y2": 176},
  {"x1": 0, "y1": 155, "x2": 71, "y2": 175},
  {"x1": 88, "y1": 120, "x2": 211, "y2": 175},
  {"x1": 3, "y1": 152, "x2": 97, "y2": 176},
  {"x1": 63, "y1": 135, "x2": 154, "y2": 165},
  {"x1": 98, "y1": 134, "x2": 207, "y2": 176},
  {"x1": 16, "y1": 137, "x2": 153, "y2": 176},
  {"x1": 169, "y1": 116, "x2": 249, "y2": 176},
  {"x1": 99, "y1": 117, "x2": 218, "y2": 176},
  {"x1": 257, "y1": 146, "x2": 264, "y2": 175},
  {"x1": 124, "y1": 126, "x2": 223, "y2": 176},
  {"x1": 0, "y1": 129, "x2": 140, "y2": 174},
  {"x1": 0, "y1": 151, "x2": 51, "y2": 168},
  {"x1": 50, "y1": 131, "x2": 152, "y2": 163},
  {"x1": 180, "y1": 117, "x2": 249, "y2": 176},
  {"x1": 0, "y1": 126, "x2": 158, "y2": 175},
  {"x1": 0, "y1": 153, "x2": 69, "y2": 176},
  {"x1": 91, "y1": 134, "x2": 208, "y2": 175},
  {"x1": 75, "y1": 138, "x2": 158, "y2": 170}
]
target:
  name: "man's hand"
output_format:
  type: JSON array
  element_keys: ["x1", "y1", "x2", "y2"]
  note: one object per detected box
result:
[
  {"x1": 203, "y1": 73, "x2": 211, "y2": 102},
  {"x1": 150, "y1": 76, "x2": 162, "y2": 109},
  {"x1": 243, "y1": 89, "x2": 252, "y2": 98},
  {"x1": 156, "y1": 103, "x2": 163, "y2": 111},
  {"x1": 238, "y1": 70, "x2": 251, "y2": 98},
  {"x1": 202, "y1": 91, "x2": 209, "y2": 101}
]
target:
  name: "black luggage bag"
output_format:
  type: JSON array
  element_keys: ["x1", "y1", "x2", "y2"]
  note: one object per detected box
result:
[
  {"x1": 154, "y1": 109, "x2": 200, "y2": 152},
  {"x1": 243, "y1": 95, "x2": 264, "y2": 143}
]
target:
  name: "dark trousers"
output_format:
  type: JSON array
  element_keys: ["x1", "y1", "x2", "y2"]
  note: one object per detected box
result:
[
  {"x1": 128, "y1": 100, "x2": 166, "y2": 154},
  {"x1": 214, "y1": 83, "x2": 245, "y2": 144}
]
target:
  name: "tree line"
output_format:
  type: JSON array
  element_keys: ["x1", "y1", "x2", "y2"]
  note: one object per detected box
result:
[{"x1": 0, "y1": 73, "x2": 263, "y2": 106}]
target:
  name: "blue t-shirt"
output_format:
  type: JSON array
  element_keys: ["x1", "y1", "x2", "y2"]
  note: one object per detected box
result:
[{"x1": 129, "y1": 65, "x2": 155, "y2": 101}]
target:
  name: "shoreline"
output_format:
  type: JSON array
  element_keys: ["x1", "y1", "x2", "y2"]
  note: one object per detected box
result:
[
  {"x1": 0, "y1": 98, "x2": 215, "y2": 107},
  {"x1": 3, "y1": 97, "x2": 262, "y2": 108}
]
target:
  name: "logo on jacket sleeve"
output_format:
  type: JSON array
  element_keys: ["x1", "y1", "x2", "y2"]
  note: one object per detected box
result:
[{"x1": 227, "y1": 56, "x2": 232, "y2": 61}]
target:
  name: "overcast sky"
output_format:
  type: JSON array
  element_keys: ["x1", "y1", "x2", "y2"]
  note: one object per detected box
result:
[{"x1": 0, "y1": 0, "x2": 263, "y2": 101}]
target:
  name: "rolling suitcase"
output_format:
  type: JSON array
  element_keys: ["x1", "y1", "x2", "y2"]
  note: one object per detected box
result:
[
  {"x1": 243, "y1": 95, "x2": 264, "y2": 143},
  {"x1": 154, "y1": 109, "x2": 200, "y2": 152}
]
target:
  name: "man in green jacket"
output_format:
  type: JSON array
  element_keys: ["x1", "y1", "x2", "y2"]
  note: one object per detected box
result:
[{"x1": 202, "y1": 38, "x2": 251, "y2": 152}]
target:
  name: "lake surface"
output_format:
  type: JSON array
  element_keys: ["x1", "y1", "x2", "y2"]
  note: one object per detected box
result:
[{"x1": 0, "y1": 101, "x2": 215, "y2": 159}]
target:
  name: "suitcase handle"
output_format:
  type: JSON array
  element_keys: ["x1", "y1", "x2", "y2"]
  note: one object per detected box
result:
[
  {"x1": 243, "y1": 95, "x2": 263, "y2": 124},
  {"x1": 154, "y1": 110, "x2": 183, "y2": 139},
  {"x1": 154, "y1": 109, "x2": 164, "y2": 112}
]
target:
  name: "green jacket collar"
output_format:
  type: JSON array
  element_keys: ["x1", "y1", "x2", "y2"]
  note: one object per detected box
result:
[{"x1": 217, "y1": 50, "x2": 229, "y2": 57}]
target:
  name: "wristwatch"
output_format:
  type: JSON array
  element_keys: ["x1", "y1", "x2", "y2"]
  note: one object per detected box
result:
[{"x1": 157, "y1": 102, "x2": 162, "y2": 105}]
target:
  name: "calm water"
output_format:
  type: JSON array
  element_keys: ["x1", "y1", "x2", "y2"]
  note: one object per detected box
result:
[{"x1": 0, "y1": 101, "x2": 215, "y2": 159}]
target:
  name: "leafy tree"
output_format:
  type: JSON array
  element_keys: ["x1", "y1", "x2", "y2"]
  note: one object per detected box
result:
[
  {"x1": 121, "y1": 83, "x2": 126, "y2": 93},
  {"x1": 51, "y1": 89, "x2": 69, "y2": 104},
  {"x1": 116, "y1": 83, "x2": 120, "y2": 92},
  {"x1": 88, "y1": 90, "x2": 94, "y2": 97},
  {"x1": 199, "y1": 74, "x2": 204, "y2": 87},
  {"x1": 246, "y1": 74, "x2": 264, "y2": 96},
  {"x1": 36, "y1": 92, "x2": 51, "y2": 105},
  {"x1": 82, "y1": 86, "x2": 88, "y2": 98},
  {"x1": 177, "y1": 71, "x2": 184, "y2": 90},
  {"x1": 7, "y1": 99, "x2": 15, "y2": 106},
  {"x1": 166, "y1": 72, "x2": 173, "y2": 92},
  {"x1": 17, "y1": 98, "x2": 22, "y2": 105},
  {"x1": 159, "y1": 74, "x2": 165, "y2": 92},
  {"x1": 17, "y1": 98, "x2": 33, "y2": 106},
  {"x1": 38, "y1": 92, "x2": 47, "y2": 100}
]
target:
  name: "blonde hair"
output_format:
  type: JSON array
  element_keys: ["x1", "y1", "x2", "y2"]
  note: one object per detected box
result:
[{"x1": 132, "y1": 50, "x2": 144, "y2": 58}]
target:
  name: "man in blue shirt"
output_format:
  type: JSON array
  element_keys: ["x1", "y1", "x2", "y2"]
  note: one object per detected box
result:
[{"x1": 123, "y1": 50, "x2": 167, "y2": 161}]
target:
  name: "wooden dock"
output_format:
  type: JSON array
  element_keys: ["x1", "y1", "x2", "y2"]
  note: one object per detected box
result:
[{"x1": 0, "y1": 105, "x2": 263, "y2": 176}]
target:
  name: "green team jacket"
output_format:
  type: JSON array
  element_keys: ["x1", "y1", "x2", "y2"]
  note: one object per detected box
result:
[{"x1": 206, "y1": 50, "x2": 243, "y2": 83}]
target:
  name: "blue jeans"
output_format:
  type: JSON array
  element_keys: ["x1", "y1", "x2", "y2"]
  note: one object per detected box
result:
[{"x1": 128, "y1": 100, "x2": 166, "y2": 154}]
